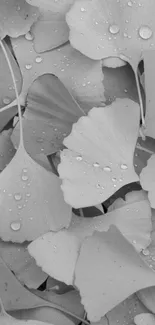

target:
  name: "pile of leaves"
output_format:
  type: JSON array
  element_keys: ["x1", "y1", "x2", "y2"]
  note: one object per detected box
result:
[{"x1": 2, "y1": 0, "x2": 155, "y2": 325}]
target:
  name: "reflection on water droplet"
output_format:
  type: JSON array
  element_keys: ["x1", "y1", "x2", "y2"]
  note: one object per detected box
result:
[
  {"x1": 127, "y1": 1, "x2": 133, "y2": 6},
  {"x1": 26, "y1": 193, "x2": 31, "y2": 197},
  {"x1": 14, "y1": 193, "x2": 22, "y2": 201},
  {"x1": 10, "y1": 221, "x2": 21, "y2": 231},
  {"x1": 23, "y1": 168, "x2": 27, "y2": 173},
  {"x1": 76, "y1": 155, "x2": 83, "y2": 161},
  {"x1": 142, "y1": 249, "x2": 150, "y2": 256},
  {"x1": 93, "y1": 162, "x2": 100, "y2": 167},
  {"x1": 104, "y1": 166, "x2": 111, "y2": 172},
  {"x1": 80, "y1": 7, "x2": 86, "y2": 12},
  {"x1": 25, "y1": 64, "x2": 32, "y2": 70},
  {"x1": 3, "y1": 97, "x2": 11, "y2": 104},
  {"x1": 25, "y1": 32, "x2": 34, "y2": 41},
  {"x1": 139, "y1": 26, "x2": 153, "y2": 40},
  {"x1": 112, "y1": 177, "x2": 117, "y2": 182},
  {"x1": 109, "y1": 24, "x2": 120, "y2": 35},
  {"x1": 35, "y1": 56, "x2": 43, "y2": 63},
  {"x1": 120, "y1": 163, "x2": 128, "y2": 170},
  {"x1": 21, "y1": 174, "x2": 28, "y2": 181}
]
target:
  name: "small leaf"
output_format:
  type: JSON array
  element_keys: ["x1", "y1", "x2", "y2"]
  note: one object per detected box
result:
[
  {"x1": 10, "y1": 36, "x2": 104, "y2": 109},
  {"x1": 0, "y1": 145, "x2": 71, "y2": 242},
  {"x1": 0, "y1": 0, "x2": 39, "y2": 39},
  {"x1": 75, "y1": 226, "x2": 155, "y2": 322},
  {"x1": 58, "y1": 98, "x2": 140, "y2": 208},
  {"x1": 12, "y1": 74, "x2": 83, "y2": 156}
]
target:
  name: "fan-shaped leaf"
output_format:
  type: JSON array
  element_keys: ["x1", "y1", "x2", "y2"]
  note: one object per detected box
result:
[
  {"x1": 75, "y1": 226, "x2": 155, "y2": 322},
  {"x1": 0, "y1": 0, "x2": 39, "y2": 39},
  {"x1": 0, "y1": 145, "x2": 71, "y2": 242},
  {"x1": 58, "y1": 98, "x2": 140, "y2": 208},
  {"x1": 12, "y1": 74, "x2": 83, "y2": 156},
  {"x1": 10, "y1": 36, "x2": 104, "y2": 109},
  {"x1": 66, "y1": 0, "x2": 155, "y2": 69}
]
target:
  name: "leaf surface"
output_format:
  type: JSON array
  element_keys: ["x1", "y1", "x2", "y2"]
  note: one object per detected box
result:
[
  {"x1": 58, "y1": 98, "x2": 140, "y2": 208},
  {"x1": 140, "y1": 154, "x2": 155, "y2": 208}
]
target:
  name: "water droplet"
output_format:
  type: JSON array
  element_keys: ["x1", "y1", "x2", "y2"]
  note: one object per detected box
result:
[
  {"x1": 142, "y1": 249, "x2": 150, "y2": 256},
  {"x1": 26, "y1": 193, "x2": 31, "y2": 197},
  {"x1": 17, "y1": 5, "x2": 21, "y2": 10},
  {"x1": 3, "y1": 97, "x2": 11, "y2": 104},
  {"x1": 35, "y1": 56, "x2": 43, "y2": 63},
  {"x1": 127, "y1": 1, "x2": 133, "y2": 6},
  {"x1": 76, "y1": 155, "x2": 83, "y2": 161},
  {"x1": 138, "y1": 26, "x2": 153, "y2": 40},
  {"x1": 14, "y1": 193, "x2": 22, "y2": 201},
  {"x1": 152, "y1": 256, "x2": 155, "y2": 261},
  {"x1": 25, "y1": 32, "x2": 34, "y2": 41},
  {"x1": 109, "y1": 24, "x2": 120, "y2": 35},
  {"x1": 10, "y1": 221, "x2": 21, "y2": 231},
  {"x1": 104, "y1": 166, "x2": 111, "y2": 172},
  {"x1": 120, "y1": 163, "x2": 128, "y2": 170},
  {"x1": 93, "y1": 162, "x2": 100, "y2": 167},
  {"x1": 22, "y1": 168, "x2": 28, "y2": 173},
  {"x1": 21, "y1": 174, "x2": 28, "y2": 181},
  {"x1": 36, "y1": 137, "x2": 44, "y2": 143},
  {"x1": 80, "y1": 7, "x2": 86, "y2": 12},
  {"x1": 112, "y1": 177, "x2": 117, "y2": 182},
  {"x1": 132, "y1": 240, "x2": 137, "y2": 244},
  {"x1": 25, "y1": 64, "x2": 32, "y2": 70}
]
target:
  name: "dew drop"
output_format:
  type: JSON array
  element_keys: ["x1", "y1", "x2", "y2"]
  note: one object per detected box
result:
[
  {"x1": 22, "y1": 168, "x2": 28, "y2": 173},
  {"x1": 112, "y1": 177, "x2": 117, "y2": 182},
  {"x1": 142, "y1": 249, "x2": 150, "y2": 256},
  {"x1": 25, "y1": 64, "x2": 32, "y2": 70},
  {"x1": 138, "y1": 26, "x2": 153, "y2": 40},
  {"x1": 36, "y1": 137, "x2": 44, "y2": 143},
  {"x1": 26, "y1": 193, "x2": 31, "y2": 197},
  {"x1": 152, "y1": 256, "x2": 155, "y2": 261},
  {"x1": 109, "y1": 24, "x2": 120, "y2": 35},
  {"x1": 3, "y1": 97, "x2": 11, "y2": 104},
  {"x1": 80, "y1": 7, "x2": 86, "y2": 12},
  {"x1": 93, "y1": 162, "x2": 100, "y2": 167},
  {"x1": 10, "y1": 221, "x2": 21, "y2": 231},
  {"x1": 25, "y1": 32, "x2": 34, "y2": 41},
  {"x1": 14, "y1": 193, "x2": 22, "y2": 201},
  {"x1": 35, "y1": 56, "x2": 43, "y2": 63},
  {"x1": 76, "y1": 155, "x2": 83, "y2": 161},
  {"x1": 103, "y1": 166, "x2": 111, "y2": 172},
  {"x1": 120, "y1": 163, "x2": 128, "y2": 170},
  {"x1": 127, "y1": 1, "x2": 133, "y2": 6},
  {"x1": 21, "y1": 174, "x2": 28, "y2": 181}
]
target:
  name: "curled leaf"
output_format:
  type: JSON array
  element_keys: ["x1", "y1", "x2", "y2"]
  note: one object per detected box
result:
[{"x1": 58, "y1": 98, "x2": 140, "y2": 208}]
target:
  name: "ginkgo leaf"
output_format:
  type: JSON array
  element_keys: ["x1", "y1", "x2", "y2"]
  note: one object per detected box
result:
[
  {"x1": 0, "y1": 145, "x2": 71, "y2": 242},
  {"x1": 0, "y1": 239, "x2": 47, "y2": 289},
  {"x1": 74, "y1": 226, "x2": 155, "y2": 322},
  {"x1": 0, "y1": 41, "x2": 22, "y2": 110},
  {"x1": 10, "y1": 36, "x2": 104, "y2": 109},
  {"x1": 0, "y1": 129, "x2": 16, "y2": 171},
  {"x1": 0, "y1": 298, "x2": 55, "y2": 325},
  {"x1": 140, "y1": 154, "x2": 155, "y2": 208},
  {"x1": 134, "y1": 313, "x2": 155, "y2": 325},
  {"x1": 0, "y1": 0, "x2": 39, "y2": 39},
  {"x1": 28, "y1": 193, "x2": 151, "y2": 285},
  {"x1": 58, "y1": 98, "x2": 140, "y2": 208},
  {"x1": 12, "y1": 74, "x2": 83, "y2": 156},
  {"x1": 26, "y1": 0, "x2": 74, "y2": 14},
  {"x1": 66, "y1": 0, "x2": 155, "y2": 69},
  {"x1": 30, "y1": 9, "x2": 69, "y2": 53}
]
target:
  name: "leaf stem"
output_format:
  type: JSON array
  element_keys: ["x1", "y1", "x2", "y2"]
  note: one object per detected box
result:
[
  {"x1": 0, "y1": 40, "x2": 24, "y2": 148},
  {"x1": 136, "y1": 143, "x2": 154, "y2": 155}
]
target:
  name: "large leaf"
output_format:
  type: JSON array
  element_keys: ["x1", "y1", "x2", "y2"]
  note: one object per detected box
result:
[
  {"x1": 75, "y1": 226, "x2": 155, "y2": 322},
  {"x1": 10, "y1": 36, "x2": 104, "y2": 109},
  {"x1": 0, "y1": 0, "x2": 39, "y2": 39},
  {"x1": 12, "y1": 74, "x2": 83, "y2": 156},
  {"x1": 66, "y1": 0, "x2": 155, "y2": 69},
  {"x1": 58, "y1": 98, "x2": 140, "y2": 208}
]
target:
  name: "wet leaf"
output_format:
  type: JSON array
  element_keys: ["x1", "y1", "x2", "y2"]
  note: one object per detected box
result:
[
  {"x1": 0, "y1": 0, "x2": 39, "y2": 39},
  {"x1": 12, "y1": 74, "x2": 83, "y2": 156},
  {"x1": 140, "y1": 154, "x2": 155, "y2": 208},
  {"x1": 10, "y1": 36, "x2": 104, "y2": 109},
  {"x1": 26, "y1": 0, "x2": 74, "y2": 15},
  {"x1": 75, "y1": 226, "x2": 155, "y2": 322},
  {"x1": 0, "y1": 145, "x2": 71, "y2": 242},
  {"x1": 66, "y1": 0, "x2": 155, "y2": 69},
  {"x1": 134, "y1": 313, "x2": 155, "y2": 325},
  {"x1": 0, "y1": 129, "x2": 16, "y2": 172},
  {"x1": 58, "y1": 98, "x2": 140, "y2": 208}
]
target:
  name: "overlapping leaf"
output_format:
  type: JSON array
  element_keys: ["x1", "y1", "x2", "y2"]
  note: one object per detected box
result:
[
  {"x1": 58, "y1": 98, "x2": 140, "y2": 208},
  {"x1": 0, "y1": 0, "x2": 39, "y2": 39},
  {"x1": 0, "y1": 130, "x2": 16, "y2": 172},
  {"x1": 134, "y1": 313, "x2": 155, "y2": 325},
  {"x1": 12, "y1": 74, "x2": 83, "y2": 156},
  {"x1": 66, "y1": 0, "x2": 155, "y2": 68},
  {"x1": 26, "y1": 0, "x2": 74, "y2": 14},
  {"x1": 140, "y1": 154, "x2": 155, "y2": 208},
  {"x1": 74, "y1": 226, "x2": 155, "y2": 322},
  {"x1": 10, "y1": 36, "x2": 104, "y2": 109}
]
